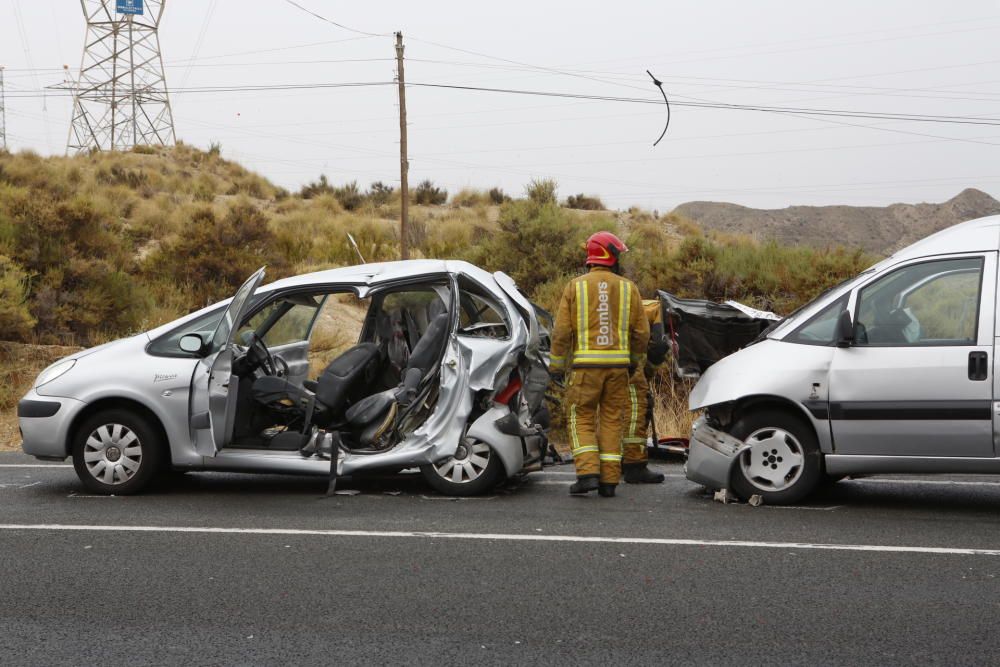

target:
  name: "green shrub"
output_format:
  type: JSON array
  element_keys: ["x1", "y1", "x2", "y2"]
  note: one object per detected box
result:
[
  {"x1": 145, "y1": 201, "x2": 287, "y2": 306},
  {"x1": 367, "y1": 181, "x2": 395, "y2": 206},
  {"x1": 413, "y1": 180, "x2": 447, "y2": 205},
  {"x1": 565, "y1": 193, "x2": 605, "y2": 210},
  {"x1": 451, "y1": 188, "x2": 490, "y2": 207},
  {"x1": 488, "y1": 187, "x2": 511, "y2": 205},
  {"x1": 300, "y1": 174, "x2": 335, "y2": 199},
  {"x1": 525, "y1": 178, "x2": 558, "y2": 205},
  {"x1": 333, "y1": 181, "x2": 364, "y2": 211},
  {"x1": 471, "y1": 200, "x2": 609, "y2": 295},
  {"x1": 0, "y1": 255, "x2": 36, "y2": 341}
]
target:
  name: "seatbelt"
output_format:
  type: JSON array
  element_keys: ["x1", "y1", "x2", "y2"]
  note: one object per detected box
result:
[{"x1": 301, "y1": 393, "x2": 317, "y2": 434}]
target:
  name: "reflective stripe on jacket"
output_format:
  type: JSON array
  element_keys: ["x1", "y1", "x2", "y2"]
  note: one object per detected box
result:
[{"x1": 550, "y1": 267, "x2": 650, "y2": 371}]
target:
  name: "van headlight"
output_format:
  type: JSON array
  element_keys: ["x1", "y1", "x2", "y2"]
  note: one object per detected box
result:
[{"x1": 35, "y1": 359, "x2": 76, "y2": 388}]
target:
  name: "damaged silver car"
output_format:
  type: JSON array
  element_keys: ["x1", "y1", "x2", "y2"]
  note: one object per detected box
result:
[
  {"x1": 18, "y1": 260, "x2": 552, "y2": 496},
  {"x1": 687, "y1": 214, "x2": 1000, "y2": 504}
]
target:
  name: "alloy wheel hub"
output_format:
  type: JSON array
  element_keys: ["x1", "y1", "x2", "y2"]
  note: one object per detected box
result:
[
  {"x1": 739, "y1": 427, "x2": 804, "y2": 491},
  {"x1": 434, "y1": 439, "x2": 491, "y2": 484}
]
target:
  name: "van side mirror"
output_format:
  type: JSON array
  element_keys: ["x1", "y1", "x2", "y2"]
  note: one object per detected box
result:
[
  {"x1": 836, "y1": 310, "x2": 854, "y2": 348},
  {"x1": 179, "y1": 333, "x2": 206, "y2": 355}
]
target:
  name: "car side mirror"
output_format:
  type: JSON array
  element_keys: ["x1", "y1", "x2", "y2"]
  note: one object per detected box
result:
[
  {"x1": 836, "y1": 310, "x2": 854, "y2": 348},
  {"x1": 179, "y1": 333, "x2": 206, "y2": 355}
]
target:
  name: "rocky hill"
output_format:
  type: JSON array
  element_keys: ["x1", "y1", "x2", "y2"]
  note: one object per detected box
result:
[{"x1": 673, "y1": 188, "x2": 1000, "y2": 255}]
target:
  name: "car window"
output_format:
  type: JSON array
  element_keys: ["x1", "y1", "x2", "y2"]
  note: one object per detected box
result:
[
  {"x1": 147, "y1": 307, "x2": 225, "y2": 358},
  {"x1": 854, "y1": 257, "x2": 983, "y2": 346},
  {"x1": 458, "y1": 288, "x2": 509, "y2": 339},
  {"x1": 786, "y1": 296, "x2": 848, "y2": 346},
  {"x1": 238, "y1": 295, "x2": 323, "y2": 347}
]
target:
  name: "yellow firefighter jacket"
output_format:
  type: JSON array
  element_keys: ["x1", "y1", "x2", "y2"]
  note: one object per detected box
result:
[{"x1": 550, "y1": 267, "x2": 650, "y2": 372}]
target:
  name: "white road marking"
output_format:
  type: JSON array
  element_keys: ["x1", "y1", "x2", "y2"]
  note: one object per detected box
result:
[
  {"x1": 0, "y1": 464, "x2": 71, "y2": 468},
  {"x1": 0, "y1": 523, "x2": 998, "y2": 556},
  {"x1": 851, "y1": 478, "x2": 1000, "y2": 488}
]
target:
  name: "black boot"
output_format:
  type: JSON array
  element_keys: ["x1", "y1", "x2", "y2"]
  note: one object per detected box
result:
[
  {"x1": 598, "y1": 483, "x2": 616, "y2": 498},
  {"x1": 623, "y1": 462, "x2": 665, "y2": 484},
  {"x1": 569, "y1": 476, "x2": 599, "y2": 495}
]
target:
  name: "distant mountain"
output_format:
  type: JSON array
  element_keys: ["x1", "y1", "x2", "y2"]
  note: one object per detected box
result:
[{"x1": 672, "y1": 188, "x2": 1000, "y2": 256}]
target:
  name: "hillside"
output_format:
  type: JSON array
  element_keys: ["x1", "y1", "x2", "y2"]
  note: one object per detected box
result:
[{"x1": 673, "y1": 188, "x2": 1000, "y2": 255}]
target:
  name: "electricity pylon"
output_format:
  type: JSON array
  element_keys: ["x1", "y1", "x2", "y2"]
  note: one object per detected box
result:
[{"x1": 67, "y1": 0, "x2": 176, "y2": 154}]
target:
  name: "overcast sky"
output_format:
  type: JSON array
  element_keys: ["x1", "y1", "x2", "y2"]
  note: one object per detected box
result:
[{"x1": 2, "y1": 0, "x2": 999, "y2": 211}]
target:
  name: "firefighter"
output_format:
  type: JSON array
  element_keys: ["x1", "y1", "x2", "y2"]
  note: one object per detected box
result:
[
  {"x1": 550, "y1": 232, "x2": 649, "y2": 497},
  {"x1": 620, "y1": 298, "x2": 669, "y2": 484}
]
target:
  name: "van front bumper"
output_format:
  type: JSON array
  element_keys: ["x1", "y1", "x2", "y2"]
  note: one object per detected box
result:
[
  {"x1": 685, "y1": 417, "x2": 747, "y2": 491},
  {"x1": 17, "y1": 389, "x2": 86, "y2": 460}
]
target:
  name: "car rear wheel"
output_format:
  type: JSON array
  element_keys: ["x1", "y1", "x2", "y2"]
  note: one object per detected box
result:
[
  {"x1": 72, "y1": 409, "x2": 164, "y2": 495},
  {"x1": 420, "y1": 437, "x2": 505, "y2": 496},
  {"x1": 729, "y1": 409, "x2": 821, "y2": 505}
]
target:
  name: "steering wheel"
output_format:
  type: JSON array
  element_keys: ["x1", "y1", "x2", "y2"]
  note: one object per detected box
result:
[{"x1": 244, "y1": 332, "x2": 278, "y2": 376}]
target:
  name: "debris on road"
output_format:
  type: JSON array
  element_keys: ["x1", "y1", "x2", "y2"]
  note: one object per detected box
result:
[
  {"x1": 713, "y1": 488, "x2": 737, "y2": 504},
  {"x1": 334, "y1": 489, "x2": 361, "y2": 496},
  {"x1": 748, "y1": 494, "x2": 764, "y2": 507}
]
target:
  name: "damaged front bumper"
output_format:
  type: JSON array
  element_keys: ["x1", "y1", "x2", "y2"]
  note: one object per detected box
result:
[{"x1": 684, "y1": 416, "x2": 747, "y2": 491}]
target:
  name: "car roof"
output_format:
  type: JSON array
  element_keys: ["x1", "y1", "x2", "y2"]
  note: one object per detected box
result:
[{"x1": 258, "y1": 259, "x2": 473, "y2": 293}]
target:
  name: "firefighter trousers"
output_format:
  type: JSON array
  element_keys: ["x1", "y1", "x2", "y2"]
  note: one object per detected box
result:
[
  {"x1": 622, "y1": 368, "x2": 651, "y2": 465},
  {"x1": 565, "y1": 367, "x2": 629, "y2": 484}
]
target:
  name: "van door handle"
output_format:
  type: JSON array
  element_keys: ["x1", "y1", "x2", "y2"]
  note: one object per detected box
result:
[{"x1": 969, "y1": 351, "x2": 988, "y2": 381}]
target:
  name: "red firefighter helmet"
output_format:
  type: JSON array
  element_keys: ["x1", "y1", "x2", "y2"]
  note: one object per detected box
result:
[{"x1": 585, "y1": 231, "x2": 628, "y2": 267}]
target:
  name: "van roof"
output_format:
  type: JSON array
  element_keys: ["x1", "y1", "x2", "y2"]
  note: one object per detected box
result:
[{"x1": 872, "y1": 214, "x2": 1000, "y2": 270}]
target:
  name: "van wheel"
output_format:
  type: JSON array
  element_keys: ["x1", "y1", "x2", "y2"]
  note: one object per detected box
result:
[
  {"x1": 420, "y1": 438, "x2": 505, "y2": 496},
  {"x1": 72, "y1": 409, "x2": 164, "y2": 495},
  {"x1": 729, "y1": 410, "x2": 821, "y2": 505}
]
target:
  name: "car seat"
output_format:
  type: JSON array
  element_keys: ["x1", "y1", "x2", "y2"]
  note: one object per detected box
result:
[
  {"x1": 343, "y1": 312, "x2": 450, "y2": 447},
  {"x1": 252, "y1": 342, "x2": 381, "y2": 434}
]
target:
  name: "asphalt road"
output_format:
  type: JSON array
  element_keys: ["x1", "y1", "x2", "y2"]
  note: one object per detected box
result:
[{"x1": 3, "y1": 452, "x2": 1000, "y2": 666}]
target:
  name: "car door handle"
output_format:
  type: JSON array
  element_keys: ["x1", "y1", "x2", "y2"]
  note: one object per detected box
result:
[{"x1": 969, "y1": 351, "x2": 988, "y2": 381}]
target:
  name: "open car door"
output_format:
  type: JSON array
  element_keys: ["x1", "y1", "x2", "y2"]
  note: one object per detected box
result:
[{"x1": 190, "y1": 268, "x2": 266, "y2": 456}]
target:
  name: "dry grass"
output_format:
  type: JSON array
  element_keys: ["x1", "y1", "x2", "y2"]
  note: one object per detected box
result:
[
  {"x1": 0, "y1": 342, "x2": 83, "y2": 451},
  {"x1": 650, "y1": 372, "x2": 699, "y2": 438},
  {"x1": 307, "y1": 295, "x2": 368, "y2": 375}
]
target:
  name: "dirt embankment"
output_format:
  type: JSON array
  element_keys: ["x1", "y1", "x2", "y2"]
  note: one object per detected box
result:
[{"x1": 0, "y1": 343, "x2": 83, "y2": 452}]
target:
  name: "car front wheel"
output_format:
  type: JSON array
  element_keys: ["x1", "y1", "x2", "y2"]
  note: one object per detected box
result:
[
  {"x1": 729, "y1": 409, "x2": 821, "y2": 505},
  {"x1": 71, "y1": 409, "x2": 164, "y2": 495},
  {"x1": 420, "y1": 437, "x2": 505, "y2": 496}
]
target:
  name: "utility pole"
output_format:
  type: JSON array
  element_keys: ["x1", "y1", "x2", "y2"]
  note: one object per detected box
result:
[
  {"x1": 395, "y1": 31, "x2": 410, "y2": 260},
  {"x1": 0, "y1": 66, "x2": 6, "y2": 151}
]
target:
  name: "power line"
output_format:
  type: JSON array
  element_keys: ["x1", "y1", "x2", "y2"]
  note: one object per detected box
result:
[
  {"x1": 9, "y1": 76, "x2": 1000, "y2": 132},
  {"x1": 404, "y1": 82, "x2": 1000, "y2": 127},
  {"x1": 179, "y1": 0, "x2": 219, "y2": 89},
  {"x1": 7, "y1": 81, "x2": 395, "y2": 98},
  {"x1": 280, "y1": 0, "x2": 388, "y2": 37}
]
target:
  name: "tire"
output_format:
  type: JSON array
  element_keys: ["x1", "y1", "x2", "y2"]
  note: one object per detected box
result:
[
  {"x1": 420, "y1": 437, "x2": 505, "y2": 496},
  {"x1": 728, "y1": 409, "x2": 821, "y2": 505},
  {"x1": 71, "y1": 409, "x2": 165, "y2": 495}
]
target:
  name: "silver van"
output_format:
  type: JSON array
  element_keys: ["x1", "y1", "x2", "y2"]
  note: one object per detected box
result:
[{"x1": 686, "y1": 214, "x2": 1000, "y2": 504}]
